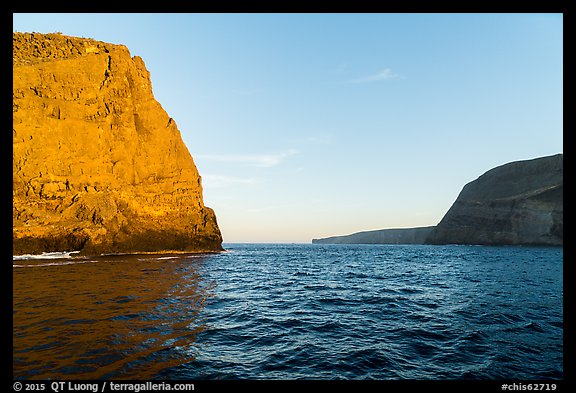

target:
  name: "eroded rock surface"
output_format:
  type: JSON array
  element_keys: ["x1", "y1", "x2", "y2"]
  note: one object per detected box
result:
[{"x1": 13, "y1": 32, "x2": 223, "y2": 255}]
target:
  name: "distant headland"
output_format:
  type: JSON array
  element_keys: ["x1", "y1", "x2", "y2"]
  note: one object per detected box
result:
[{"x1": 313, "y1": 154, "x2": 563, "y2": 246}]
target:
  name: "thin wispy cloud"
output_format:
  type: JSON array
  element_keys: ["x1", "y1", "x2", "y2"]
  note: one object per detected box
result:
[
  {"x1": 348, "y1": 68, "x2": 401, "y2": 83},
  {"x1": 245, "y1": 206, "x2": 280, "y2": 214},
  {"x1": 198, "y1": 149, "x2": 299, "y2": 168},
  {"x1": 201, "y1": 174, "x2": 258, "y2": 189},
  {"x1": 331, "y1": 62, "x2": 349, "y2": 75}
]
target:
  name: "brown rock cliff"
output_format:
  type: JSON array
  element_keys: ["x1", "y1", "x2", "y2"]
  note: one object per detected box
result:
[
  {"x1": 13, "y1": 32, "x2": 223, "y2": 255},
  {"x1": 426, "y1": 154, "x2": 563, "y2": 246}
]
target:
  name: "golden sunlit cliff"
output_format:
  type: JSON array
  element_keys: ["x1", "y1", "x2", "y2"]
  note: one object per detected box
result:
[{"x1": 13, "y1": 32, "x2": 223, "y2": 255}]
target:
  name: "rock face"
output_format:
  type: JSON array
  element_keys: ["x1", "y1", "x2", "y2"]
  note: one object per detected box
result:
[
  {"x1": 13, "y1": 32, "x2": 223, "y2": 255},
  {"x1": 426, "y1": 154, "x2": 563, "y2": 246},
  {"x1": 312, "y1": 154, "x2": 562, "y2": 247},
  {"x1": 312, "y1": 226, "x2": 434, "y2": 245}
]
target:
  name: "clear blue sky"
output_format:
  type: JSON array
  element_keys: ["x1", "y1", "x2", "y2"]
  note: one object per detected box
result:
[{"x1": 13, "y1": 13, "x2": 563, "y2": 243}]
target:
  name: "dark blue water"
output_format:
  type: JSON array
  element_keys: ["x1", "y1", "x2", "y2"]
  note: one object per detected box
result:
[{"x1": 13, "y1": 244, "x2": 563, "y2": 380}]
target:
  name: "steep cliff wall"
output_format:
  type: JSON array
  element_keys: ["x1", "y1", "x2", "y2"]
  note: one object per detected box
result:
[
  {"x1": 426, "y1": 154, "x2": 563, "y2": 246},
  {"x1": 312, "y1": 226, "x2": 434, "y2": 245},
  {"x1": 13, "y1": 32, "x2": 223, "y2": 255}
]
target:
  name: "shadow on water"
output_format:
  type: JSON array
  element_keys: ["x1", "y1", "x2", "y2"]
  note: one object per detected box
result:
[{"x1": 13, "y1": 253, "x2": 215, "y2": 380}]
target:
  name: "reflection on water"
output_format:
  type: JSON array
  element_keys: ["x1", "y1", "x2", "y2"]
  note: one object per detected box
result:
[
  {"x1": 14, "y1": 245, "x2": 563, "y2": 380},
  {"x1": 13, "y1": 253, "x2": 214, "y2": 380}
]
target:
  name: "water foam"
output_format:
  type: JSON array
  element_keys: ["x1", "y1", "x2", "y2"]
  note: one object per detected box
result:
[
  {"x1": 13, "y1": 251, "x2": 81, "y2": 261},
  {"x1": 13, "y1": 251, "x2": 87, "y2": 268}
]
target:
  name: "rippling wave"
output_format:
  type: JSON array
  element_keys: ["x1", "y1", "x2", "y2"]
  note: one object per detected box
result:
[{"x1": 13, "y1": 245, "x2": 563, "y2": 380}]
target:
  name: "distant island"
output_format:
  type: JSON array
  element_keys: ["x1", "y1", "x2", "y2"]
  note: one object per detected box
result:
[
  {"x1": 313, "y1": 154, "x2": 563, "y2": 246},
  {"x1": 312, "y1": 226, "x2": 435, "y2": 245},
  {"x1": 13, "y1": 33, "x2": 223, "y2": 255}
]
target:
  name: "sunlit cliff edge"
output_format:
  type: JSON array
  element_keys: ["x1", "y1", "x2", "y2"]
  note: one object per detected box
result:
[{"x1": 13, "y1": 32, "x2": 223, "y2": 255}]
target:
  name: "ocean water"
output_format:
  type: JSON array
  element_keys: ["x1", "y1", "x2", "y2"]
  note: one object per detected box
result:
[{"x1": 13, "y1": 244, "x2": 563, "y2": 380}]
